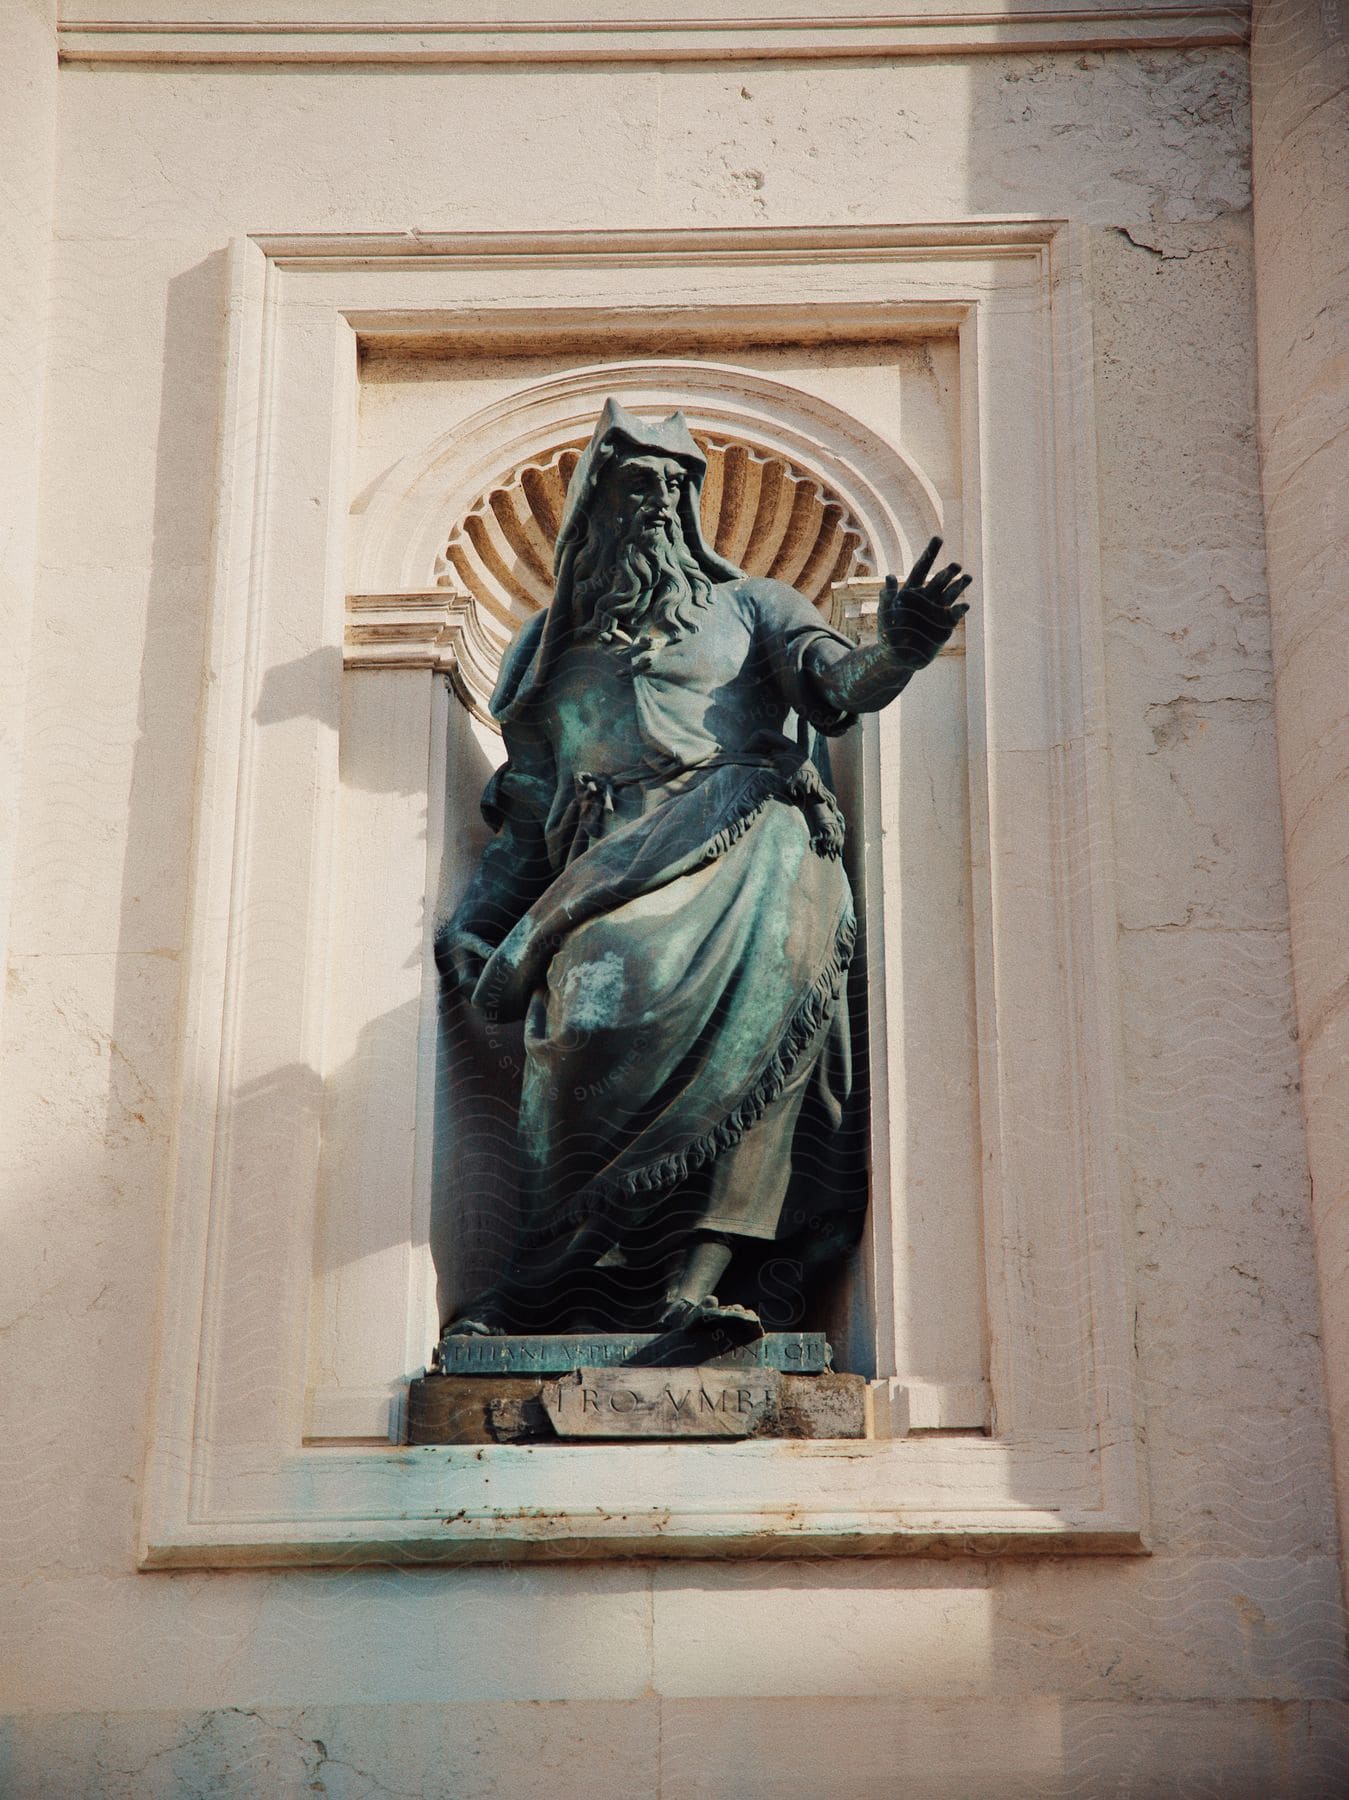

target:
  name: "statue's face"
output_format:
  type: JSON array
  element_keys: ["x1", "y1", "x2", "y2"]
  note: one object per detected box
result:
[
  {"x1": 595, "y1": 453, "x2": 687, "y2": 547},
  {"x1": 571, "y1": 444, "x2": 712, "y2": 648}
]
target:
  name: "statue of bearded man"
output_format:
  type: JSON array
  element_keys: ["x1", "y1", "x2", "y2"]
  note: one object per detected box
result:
[{"x1": 437, "y1": 399, "x2": 970, "y2": 1345}]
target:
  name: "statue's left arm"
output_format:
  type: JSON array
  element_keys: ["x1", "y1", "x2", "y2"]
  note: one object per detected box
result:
[{"x1": 805, "y1": 536, "x2": 971, "y2": 715}]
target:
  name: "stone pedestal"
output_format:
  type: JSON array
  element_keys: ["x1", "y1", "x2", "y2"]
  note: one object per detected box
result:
[{"x1": 408, "y1": 1369, "x2": 867, "y2": 1444}]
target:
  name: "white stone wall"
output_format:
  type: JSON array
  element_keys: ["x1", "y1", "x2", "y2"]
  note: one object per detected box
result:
[
  {"x1": 1251, "y1": 0, "x2": 1349, "y2": 1623},
  {"x1": 0, "y1": 0, "x2": 57, "y2": 1042},
  {"x1": 3, "y1": 11, "x2": 1348, "y2": 1794}
]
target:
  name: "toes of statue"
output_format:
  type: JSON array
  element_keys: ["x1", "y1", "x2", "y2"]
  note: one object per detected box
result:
[
  {"x1": 444, "y1": 1316, "x2": 505, "y2": 1339},
  {"x1": 654, "y1": 1295, "x2": 765, "y2": 1344},
  {"x1": 699, "y1": 1301, "x2": 765, "y2": 1343}
]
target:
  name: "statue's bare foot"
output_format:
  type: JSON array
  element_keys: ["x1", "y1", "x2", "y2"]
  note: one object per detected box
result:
[
  {"x1": 698, "y1": 1300, "x2": 764, "y2": 1344},
  {"x1": 655, "y1": 1295, "x2": 763, "y2": 1344},
  {"x1": 443, "y1": 1316, "x2": 505, "y2": 1338}
]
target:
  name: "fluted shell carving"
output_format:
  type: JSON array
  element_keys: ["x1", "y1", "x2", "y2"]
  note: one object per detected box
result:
[{"x1": 435, "y1": 435, "x2": 875, "y2": 651}]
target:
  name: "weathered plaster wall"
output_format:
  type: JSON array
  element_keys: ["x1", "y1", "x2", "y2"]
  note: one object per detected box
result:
[
  {"x1": 2, "y1": 28, "x2": 1348, "y2": 1796},
  {"x1": 1251, "y1": 0, "x2": 1349, "y2": 1619},
  {"x1": 0, "y1": 0, "x2": 57, "y2": 1040}
]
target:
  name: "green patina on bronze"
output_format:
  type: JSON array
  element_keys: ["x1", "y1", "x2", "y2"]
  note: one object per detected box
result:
[{"x1": 436, "y1": 399, "x2": 970, "y2": 1344}]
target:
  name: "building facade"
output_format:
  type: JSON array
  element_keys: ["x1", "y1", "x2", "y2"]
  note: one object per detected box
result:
[{"x1": 2, "y1": 2, "x2": 1347, "y2": 1793}]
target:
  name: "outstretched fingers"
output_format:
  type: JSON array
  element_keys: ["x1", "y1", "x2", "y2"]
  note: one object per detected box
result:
[
  {"x1": 944, "y1": 572, "x2": 973, "y2": 615},
  {"x1": 885, "y1": 545, "x2": 972, "y2": 638},
  {"x1": 906, "y1": 535, "x2": 943, "y2": 589}
]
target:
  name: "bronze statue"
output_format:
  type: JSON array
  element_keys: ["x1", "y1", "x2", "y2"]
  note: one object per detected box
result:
[{"x1": 437, "y1": 400, "x2": 970, "y2": 1344}]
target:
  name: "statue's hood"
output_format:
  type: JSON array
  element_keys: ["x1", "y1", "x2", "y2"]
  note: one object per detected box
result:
[
  {"x1": 553, "y1": 397, "x2": 742, "y2": 585},
  {"x1": 494, "y1": 398, "x2": 743, "y2": 723}
]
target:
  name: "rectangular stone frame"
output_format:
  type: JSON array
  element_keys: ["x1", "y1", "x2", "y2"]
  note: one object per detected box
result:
[{"x1": 141, "y1": 223, "x2": 1145, "y2": 1566}]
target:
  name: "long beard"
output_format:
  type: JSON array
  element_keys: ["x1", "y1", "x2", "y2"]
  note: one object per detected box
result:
[{"x1": 571, "y1": 515, "x2": 713, "y2": 650}]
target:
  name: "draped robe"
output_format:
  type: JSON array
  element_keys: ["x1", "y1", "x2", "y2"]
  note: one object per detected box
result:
[{"x1": 442, "y1": 573, "x2": 863, "y2": 1281}]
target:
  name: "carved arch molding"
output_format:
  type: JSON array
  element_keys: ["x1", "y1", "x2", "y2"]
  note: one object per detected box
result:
[{"x1": 346, "y1": 361, "x2": 943, "y2": 723}]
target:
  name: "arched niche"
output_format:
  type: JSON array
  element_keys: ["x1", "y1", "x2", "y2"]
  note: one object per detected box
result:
[
  {"x1": 343, "y1": 363, "x2": 952, "y2": 1350},
  {"x1": 346, "y1": 360, "x2": 944, "y2": 725}
]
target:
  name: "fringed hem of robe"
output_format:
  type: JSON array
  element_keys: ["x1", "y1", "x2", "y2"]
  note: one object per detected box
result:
[
  {"x1": 563, "y1": 905, "x2": 856, "y2": 1237},
  {"x1": 486, "y1": 754, "x2": 855, "y2": 1250}
]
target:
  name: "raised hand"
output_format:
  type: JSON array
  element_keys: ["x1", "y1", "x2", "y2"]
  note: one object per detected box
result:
[{"x1": 877, "y1": 536, "x2": 971, "y2": 672}]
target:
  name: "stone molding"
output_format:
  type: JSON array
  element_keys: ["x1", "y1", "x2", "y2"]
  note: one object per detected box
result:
[
  {"x1": 262, "y1": 220, "x2": 1081, "y2": 268},
  {"x1": 60, "y1": 3, "x2": 1249, "y2": 65},
  {"x1": 344, "y1": 590, "x2": 467, "y2": 672},
  {"x1": 143, "y1": 221, "x2": 1142, "y2": 1566}
]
